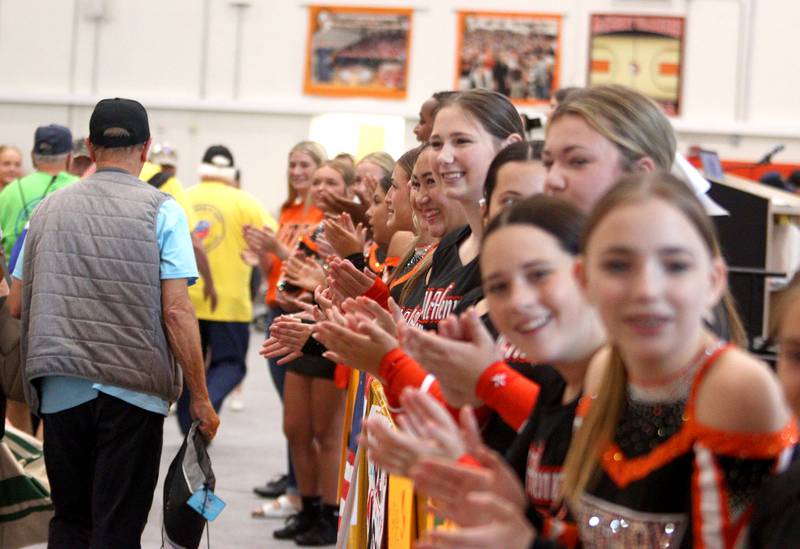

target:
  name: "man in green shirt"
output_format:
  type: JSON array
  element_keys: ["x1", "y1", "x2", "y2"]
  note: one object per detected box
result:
[{"x1": 0, "y1": 124, "x2": 78, "y2": 257}]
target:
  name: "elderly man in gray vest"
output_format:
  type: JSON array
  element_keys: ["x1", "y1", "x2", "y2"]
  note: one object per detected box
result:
[{"x1": 10, "y1": 98, "x2": 219, "y2": 549}]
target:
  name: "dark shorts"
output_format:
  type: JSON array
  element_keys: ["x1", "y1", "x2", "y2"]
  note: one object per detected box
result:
[{"x1": 285, "y1": 355, "x2": 336, "y2": 380}]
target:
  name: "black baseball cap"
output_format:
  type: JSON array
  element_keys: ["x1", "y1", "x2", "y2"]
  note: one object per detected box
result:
[
  {"x1": 33, "y1": 124, "x2": 73, "y2": 155},
  {"x1": 89, "y1": 98, "x2": 150, "y2": 148},
  {"x1": 202, "y1": 145, "x2": 234, "y2": 167}
]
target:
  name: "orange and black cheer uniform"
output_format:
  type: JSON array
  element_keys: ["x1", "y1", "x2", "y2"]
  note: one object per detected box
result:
[
  {"x1": 369, "y1": 225, "x2": 480, "y2": 333},
  {"x1": 388, "y1": 243, "x2": 436, "y2": 303},
  {"x1": 373, "y1": 226, "x2": 483, "y2": 410},
  {"x1": 345, "y1": 242, "x2": 399, "y2": 281},
  {"x1": 413, "y1": 225, "x2": 481, "y2": 330},
  {"x1": 265, "y1": 203, "x2": 324, "y2": 308},
  {"x1": 504, "y1": 380, "x2": 580, "y2": 548},
  {"x1": 576, "y1": 343, "x2": 798, "y2": 548},
  {"x1": 284, "y1": 222, "x2": 337, "y2": 380}
]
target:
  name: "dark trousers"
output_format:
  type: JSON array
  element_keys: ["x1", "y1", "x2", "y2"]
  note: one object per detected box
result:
[
  {"x1": 42, "y1": 393, "x2": 164, "y2": 549},
  {"x1": 265, "y1": 307, "x2": 297, "y2": 492},
  {"x1": 177, "y1": 320, "x2": 249, "y2": 434}
]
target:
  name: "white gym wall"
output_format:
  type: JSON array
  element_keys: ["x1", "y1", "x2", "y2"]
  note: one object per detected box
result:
[{"x1": 0, "y1": 0, "x2": 797, "y2": 214}]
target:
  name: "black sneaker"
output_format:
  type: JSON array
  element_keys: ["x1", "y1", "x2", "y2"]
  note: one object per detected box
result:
[
  {"x1": 273, "y1": 511, "x2": 316, "y2": 540},
  {"x1": 294, "y1": 516, "x2": 337, "y2": 546},
  {"x1": 254, "y1": 474, "x2": 289, "y2": 498}
]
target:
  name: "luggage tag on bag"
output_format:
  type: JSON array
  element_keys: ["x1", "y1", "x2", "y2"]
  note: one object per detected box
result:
[{"x1": 187, "y1": 488, "x2": 226, "y2": 521}]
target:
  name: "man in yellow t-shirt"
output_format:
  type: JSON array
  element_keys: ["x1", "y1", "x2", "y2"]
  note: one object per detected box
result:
[{"x1": 176, "y1": 145, "x2": 277, "y2": 433}]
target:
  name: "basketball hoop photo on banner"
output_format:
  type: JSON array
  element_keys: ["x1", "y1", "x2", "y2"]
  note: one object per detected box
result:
[{"x1": 588, "y1": 13, "x2": 686, "y2": 115}]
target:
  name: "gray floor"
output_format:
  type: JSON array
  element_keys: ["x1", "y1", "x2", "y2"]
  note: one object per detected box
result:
[{"x1": 139, "y1": 327, "x2": 298, "y2": 549}]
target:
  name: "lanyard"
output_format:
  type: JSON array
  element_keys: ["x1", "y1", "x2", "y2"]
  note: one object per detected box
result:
[{"x1": 16, "y1": 174, "x2": 58, "y2": 233}]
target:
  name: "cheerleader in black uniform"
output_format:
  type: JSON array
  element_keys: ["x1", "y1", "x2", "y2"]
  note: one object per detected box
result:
[
  {"x1": 272, "y1": 159, "x2": 356, "y2": 544},
  {"x1": 415, "y1": 89, "x2": 524, "y2": 328},
  {"x1": 562, "y1": 173, "x2": 796, "y2": 548},
  {"x1": 314, "y1": 92, "x2": 530, "y2": 412},
  {"x1": 366, "y1": 196, "x2": 603, "y2": 548}
]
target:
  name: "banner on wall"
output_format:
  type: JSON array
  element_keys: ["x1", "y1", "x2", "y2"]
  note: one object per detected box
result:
[
  {"x1": 588, "y1": 14, "x2": 686, "y2": 116},
  {"x1": 304, "y1": 5, "x2": 413, "y2": 99},
  {"x1": 454, "y1": 11, "x2": 563, "y2": 104}
]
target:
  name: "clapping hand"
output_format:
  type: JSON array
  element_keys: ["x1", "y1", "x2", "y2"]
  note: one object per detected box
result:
[
  {"x1": 322, "y1": 213, "x2": 366, "y2": 258},
  {"x1": 312, "y1": 304, "x2": 397, "y2": 376},
  {"x1": 415, "y1": 492, "x2": 535, "y2": 549},
  {"x1": 316, "y1": 190, "x2": 370, "y2": 227},
  {"x1": 326, "y1": 257, "x2": 377, "y2": 303},
  {"x1": 243, "y1": 224, "x2": 287, "y2": 258},
  {"x1": 398, "y1": 308, "x2": 500, "y2": 407},
  {"x1": 409, "y1": 402, "x2": 527, "y2": 527},
  {"x1": 259, "y1": 314, "x2": 310, "y2": 365},
  {"x1": 361, "y1": 388, "x2": 468, "y2": 477},
  {"x1": 282, "y1": 252, "x2": 327, "y2": 292}
]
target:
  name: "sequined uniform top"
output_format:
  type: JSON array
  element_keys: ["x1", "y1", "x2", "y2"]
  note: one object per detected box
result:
[
  {"x1": 388, "y1": 243, "x2": 437, "y2": 310},
  {"x1": 576, "y1": 344, "x2": 798, "y2": 548}
]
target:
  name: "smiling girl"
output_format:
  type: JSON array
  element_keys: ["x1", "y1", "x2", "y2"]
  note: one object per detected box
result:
[
  {"x1": 272, "y1": 159, "x2": 355, "y2": 545},
  {"x1": 247, "y1": 141, "x2": 326, "y2": 510},
  {"x1": 365, "y1": 196, "x2": 605, "y2": 547},
  {"x1": 563, "y1": 172, "x2": 796, "y2": 548},
  {"x1": 419, "y1": 89, "x2": 524, "y2": 327}
]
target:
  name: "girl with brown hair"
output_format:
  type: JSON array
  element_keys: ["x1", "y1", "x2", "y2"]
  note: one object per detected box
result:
[{"x1": 563, "y1": 172, "x2": 796, "y2": 547}]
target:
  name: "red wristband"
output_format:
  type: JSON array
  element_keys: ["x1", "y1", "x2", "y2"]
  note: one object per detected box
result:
[
  {"x1": 475, "y1": 361, "x2": 540, "y2": 431},
  {"x1": 363, "y1": 276, "x2": 390, "y2": 309},
  {"x1": 476, "y1": 361, "x2": 515, "y2": 397}
]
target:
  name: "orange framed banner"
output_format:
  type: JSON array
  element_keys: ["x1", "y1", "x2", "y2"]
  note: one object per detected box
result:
[
  {"x1": 455, "y1": 11, "x2": 562, "y2": 105},
  {"x1": 304, "y1": 6, "x2": 413, "y2": 99},
  {"x1": 588, "y1": 14, "x2": 686, "y2": 116}
]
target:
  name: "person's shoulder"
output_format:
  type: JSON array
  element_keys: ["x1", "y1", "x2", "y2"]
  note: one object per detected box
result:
[
  {"x1": 235, "y1": 187, "x2": 265, "y2": 206},
  {"x1": 387, "y1": 231, "x2": 415, "y2": 258},
  {"x1": 160, "y1": 176, "x2": 185, "y2": 194},
  {"x1": 0, "y1": 179, "x2": 15, "y2": 199},
  {"x1": 695, "y1": 345, "x2": 791, "y2": 433},
  {"x1": 158, "y1": 196, "x2": 184, "y2": 216},
  {"x1": 17, "y1": 171, "x2": 39, "y2": 183},
  {"x1": 57, "y1": 171, "x2": 79, "y2": 183},
  {"x1": 139, "y1": 162, "x2": 161, "y2": 181},
  {"x1": 238, "y1": 189, "x2": 275, "y2": 221}
]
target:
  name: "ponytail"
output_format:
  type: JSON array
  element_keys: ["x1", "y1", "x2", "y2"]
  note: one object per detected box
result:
[
  {"x1": 721, "y1": 290, "x2": 747, "y2": 347},
  {"x1": 561, "y1": 347, "x2": 627, "y2": 503}
]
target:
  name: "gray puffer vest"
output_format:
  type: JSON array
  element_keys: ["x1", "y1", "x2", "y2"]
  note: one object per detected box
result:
[{"x1": 20, "y1": 169, "x2": 182, "y2": 411}]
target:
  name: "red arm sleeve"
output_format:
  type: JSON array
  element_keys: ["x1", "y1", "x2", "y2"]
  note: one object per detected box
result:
[
  {"x1": 378, "y1": 348, "x2": 493, "y2": 425},
  {"x1": 362, "y1": 276, "x2": 390, "y2": 309},
  {"x1": 475, "y1": 361, "x2": 541, "y2": 431},
  {"x1": 378, "y1": 347, "x2": 442, "y2": 409}
]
